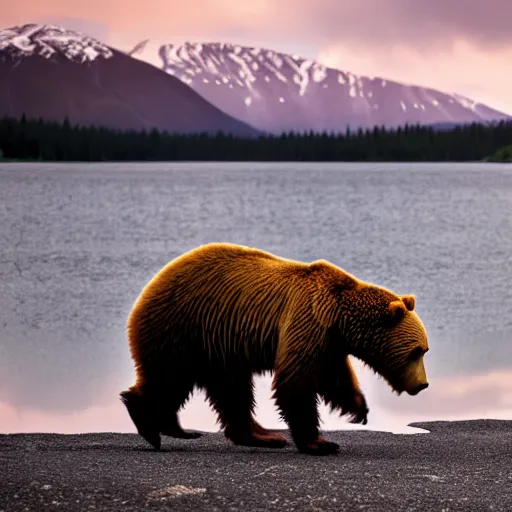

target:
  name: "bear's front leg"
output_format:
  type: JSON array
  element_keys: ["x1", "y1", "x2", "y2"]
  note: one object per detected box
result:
[
  {"x1": 272, "y1": 322, "x2": 339, "y2": 456},
  {"x1": 272, "y1": 382, "x2": 339, "y2": 455},
  {"x1": 318, "y1": 353, "x2": 369, "y2": 425}
]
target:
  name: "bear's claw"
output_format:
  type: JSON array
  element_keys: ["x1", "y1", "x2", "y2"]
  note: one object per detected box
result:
[
  {"x1": 344, "y1": 392, "x2": 369, "y2": 425},
  {"x1": 161, "y1": 429, "x2": 203, "y2": 439},
  {"x1": 298, "y1": 436, "x2": 340, "y2": 456},
  {"x1": 348, "y1": 405, "x2": 369, "y2": 425},
  {"x1": 140, "y1": 431, "x2": 162, "y2": 451},
  {"x1": 227, "y1": 431, "x2": 289, "y2": 449}
]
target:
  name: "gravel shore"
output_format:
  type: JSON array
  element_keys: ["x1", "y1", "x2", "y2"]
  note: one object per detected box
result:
[{"x1": 1, "y1": 420, "x2": 511, "y2": 511}]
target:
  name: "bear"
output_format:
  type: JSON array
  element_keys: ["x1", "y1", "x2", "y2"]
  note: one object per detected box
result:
[{"x1": 120, "y1": 242, "x2": 429, "y2": 455}]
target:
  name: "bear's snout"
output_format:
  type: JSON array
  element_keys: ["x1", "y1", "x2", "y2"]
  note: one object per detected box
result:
[{"x1": 406, "y1": 381, "x2": 429, "y2": 396}]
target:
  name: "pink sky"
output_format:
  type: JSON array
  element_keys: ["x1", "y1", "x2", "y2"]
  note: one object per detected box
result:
[{"x1": 1, "y1": 0, "x2": 511, "y2": 115}]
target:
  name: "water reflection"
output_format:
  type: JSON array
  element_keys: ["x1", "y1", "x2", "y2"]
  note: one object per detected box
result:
[
  {"x1": 1, "y1": 163, "x2": 511, "y2": 434},
  {"x1": 2, "y1": 365, "x2": 511, "y2": 436}
]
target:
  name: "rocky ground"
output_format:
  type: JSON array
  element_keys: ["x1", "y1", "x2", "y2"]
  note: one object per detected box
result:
[{"x1": 1, "y1": 420, "x2": 511, "y2": 511}]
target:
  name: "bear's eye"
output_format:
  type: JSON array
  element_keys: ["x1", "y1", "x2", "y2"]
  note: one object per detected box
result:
[{"x1": 408, "y1": 347, "x2": 423, "y2": 361}]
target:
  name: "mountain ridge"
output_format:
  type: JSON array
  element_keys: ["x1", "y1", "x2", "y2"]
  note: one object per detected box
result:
[
  {"x1": 1, "y1": 23, "x2": 509, "y2": 137},
  {"x1": 130, "y1": 40, "x2": 511, "y2": 134},
  {"x1": 0, "y1": 24, "x2": 259, "y2": 136}
]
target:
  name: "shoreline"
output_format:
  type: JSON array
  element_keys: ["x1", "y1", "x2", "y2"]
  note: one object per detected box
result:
[{"x1": 2, "y1": 420, "x2": 511, "y2": 511}]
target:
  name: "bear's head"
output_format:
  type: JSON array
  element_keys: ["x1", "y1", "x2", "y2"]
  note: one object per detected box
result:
[
  {"x1": 377, "y1": 295, "x2": 430, "y2": 396},
  {"x1": 334, "y1": 280, "x2": 430, "y2": 397}
]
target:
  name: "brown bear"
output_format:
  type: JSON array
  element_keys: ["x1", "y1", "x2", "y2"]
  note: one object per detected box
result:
[{"x1": 120, "y1": 243, "x2": 429, "y2": 455}]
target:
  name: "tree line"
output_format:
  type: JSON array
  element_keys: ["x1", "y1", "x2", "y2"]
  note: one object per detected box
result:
[{"x1": 0, "y1": 114, "x2": 511, "y2": 162}]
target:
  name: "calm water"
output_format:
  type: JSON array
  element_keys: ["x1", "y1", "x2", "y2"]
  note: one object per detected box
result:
[{"x1": 1, "y1": 162, "x2": 511, "y2": 435}]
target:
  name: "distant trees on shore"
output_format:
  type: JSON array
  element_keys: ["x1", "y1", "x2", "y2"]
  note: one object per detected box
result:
[
  {"x1": 0, "y1": 114, "x2": 511, "y2": 162},
  {"x1": 487, "y1": 144, "x2": 512, "y2": 162}
]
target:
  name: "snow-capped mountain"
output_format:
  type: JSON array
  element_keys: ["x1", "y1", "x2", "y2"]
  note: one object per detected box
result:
[
  {"x1": 131, "y1": 41, "x2": 510, "y2": 134},
  {"x1": 0, "y1": 24, "x2": 258, "y2": 136},
  {"x1": 0, "y1": 23, "x2": 114, "y2": 62}
]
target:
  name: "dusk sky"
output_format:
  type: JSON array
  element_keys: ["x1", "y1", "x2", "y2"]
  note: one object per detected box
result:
[{"x1": 1, "y1": 0, "x2": 511, "y2": 115}]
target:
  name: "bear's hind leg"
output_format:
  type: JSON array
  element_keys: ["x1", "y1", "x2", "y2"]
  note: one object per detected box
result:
[
  {"x1": 201, "y1": 371, "x2": 288, "y2": 449},
  {"x1": 121, "y1": 375, "x2": 201, "y2": 449},
  {"x1": 160, "y1": 406, "x2": 203, "y2": 440},
  {"x1": 272, "y1": 384, "x2": 339, "y2": 455},
  {"x1": 120, "y1": 387, "x2": 162, "y2": 450},
  {"x1": 159, "y1": 377, "x2": 203, "y2": 440},
  {"x1": 160, "y1": 412, "x2": 202, "y2": 439}
]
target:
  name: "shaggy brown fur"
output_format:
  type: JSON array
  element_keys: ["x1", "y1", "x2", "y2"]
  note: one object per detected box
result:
[{"x1": 121, "y1": 243, "x2": 429, "y2": 455}]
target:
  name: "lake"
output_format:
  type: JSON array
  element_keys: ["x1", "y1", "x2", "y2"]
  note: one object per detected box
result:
[{"x1": 1, "y1": 162, "x2": 511, "y2": 435}]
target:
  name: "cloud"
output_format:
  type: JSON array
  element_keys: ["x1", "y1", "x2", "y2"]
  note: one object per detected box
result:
[
  {"x1": 37, "y1": 17, "x2": 110, "y2": 42},
  {"x1": 2, "y1": 0, "x2": 512, "y2": 51},
  {"x1": 0, "y1": 1, "x2": 276, "y2": 42},
  {"x1": 273, "y1": 0, "x2": 512, "y2": 52}
]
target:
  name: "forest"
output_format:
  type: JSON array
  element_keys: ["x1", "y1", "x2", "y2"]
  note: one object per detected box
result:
[{"x1": 0, "y1": 114, "x2": 511, "y2": 162}]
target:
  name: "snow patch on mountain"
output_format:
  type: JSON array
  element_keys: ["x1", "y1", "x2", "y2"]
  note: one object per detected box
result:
[
  {"x1": 129, "y1": 40, "x2": 511, "y2": 133},
  {"x1": 452, "y1": 93, "x2": 478, "y2": 111},
  {"x1": 159, "y1": 42, "x2": 457, "y2": 116},
  {"x1": 0, "y1": 23, "x2": 113, "y2": 63}
]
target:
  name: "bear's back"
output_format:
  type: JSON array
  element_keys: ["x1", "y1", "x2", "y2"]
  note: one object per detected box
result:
[
  {"x1": 129, "y1": 244, "x2": 316, "y2": 358},
  {"x1": 160, "y1": 243, "x2": 302, "y2": 288}
]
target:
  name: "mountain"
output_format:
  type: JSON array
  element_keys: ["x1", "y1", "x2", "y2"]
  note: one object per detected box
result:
[
  {"x1": 131, "y1": 41, "x2": 511, "y2": 134},
  {"x1": 0, "y1": 25, "x2": 259, "y2": 136}
]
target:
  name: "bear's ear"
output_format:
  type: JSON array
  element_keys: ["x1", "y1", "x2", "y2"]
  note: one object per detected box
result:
[
  {"x1": 401, "y1": 295, "x2": 416, "y2": 312},
  {"x1": 386, "y1": 300, "x2": 407, "y2": 325}
]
